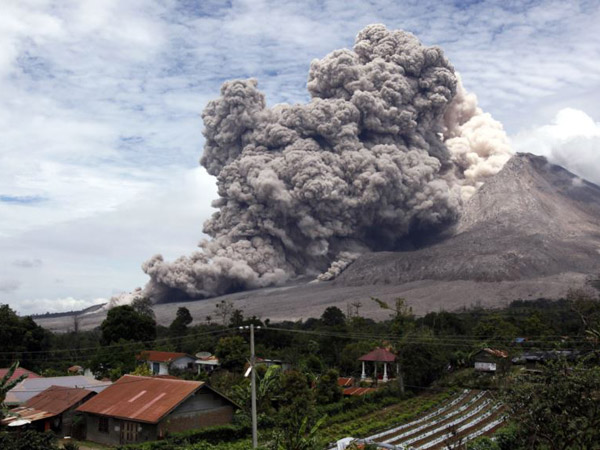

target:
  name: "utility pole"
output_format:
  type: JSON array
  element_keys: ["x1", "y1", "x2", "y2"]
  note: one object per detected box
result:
[
  {"x1": 240, "y1": 324, "x2": 260, "y2": 448},
  {"x1": 250, "y1": 323, "x2": 258, "y2": 449}
]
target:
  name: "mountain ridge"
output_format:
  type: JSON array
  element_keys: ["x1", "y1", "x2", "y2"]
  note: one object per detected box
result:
[{"x1": 34, "y1": 153, "x2": 600, "y2": 331}]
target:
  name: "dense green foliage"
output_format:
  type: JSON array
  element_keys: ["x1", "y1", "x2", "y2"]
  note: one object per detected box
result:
[
  {"x1": 0, "y1": 430, "x2": 59, "y2": 450},
  {"x1": 0, "y1": 304, "x2": 51, "y2": 369},
  {"x1": 502, "y1": 360, "x2": 600, "y2": 449},
  {"x1": 2, "y1": 286, "x2": 600, "y2": 449},
  {"x1": 101, "y1": 305, "x2": 157, "y2": 345}
]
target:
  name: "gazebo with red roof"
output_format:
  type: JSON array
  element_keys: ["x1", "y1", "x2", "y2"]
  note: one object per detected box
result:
[{"x1": 359, "y1": 347, "x2": 396, "y2": 382}]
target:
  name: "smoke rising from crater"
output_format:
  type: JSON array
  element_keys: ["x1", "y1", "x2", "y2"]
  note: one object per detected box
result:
[{"x1": 140, "y1": 24, "x2": 512, "y2": 303}]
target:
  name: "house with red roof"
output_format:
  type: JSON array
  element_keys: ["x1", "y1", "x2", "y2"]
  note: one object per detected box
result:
[
  {"x1": 2, "y1": 385, "x2": 95, "y2": 437},
  {"x1": 136, "y1": 351, "x2": 197, "y2": 376},
  {"x1": 473, "y1": 348, "x2": 509, "y2": 373},
  {"x1": 0, "y1": 367, "x2": 40, "y2": 382},
  {"x1": 76, "y1": 375, "x2": 237, "y2": 446}
]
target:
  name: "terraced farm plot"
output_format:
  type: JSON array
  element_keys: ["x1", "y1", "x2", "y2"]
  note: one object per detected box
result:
[{"x1": 361, "y1": 390, "x2": 506, "y2": 449}]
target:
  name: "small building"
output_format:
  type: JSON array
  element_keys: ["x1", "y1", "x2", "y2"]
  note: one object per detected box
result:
[
  {"x1": 0, "y1": 367, "x2": 40, "y2": 382},
  {"x1": 256, "y1": 357, "x2": 292, "y2": 372},
  {"x1": 76, "y1": 375, "x2": 237, "y2": 446},
  {"x1": 343, "y1": 387, "x2": 377, "y2": 397},
  {"x1": 337, "y1": 377, "x2": 354, "y2": 388},
  {"x1": 473, "y1": 348, "x2": 509, "y2": 373},
  {"x1": 68, "y1": 365, "x2": 84, "y2": 375},
  {"x1": 195, "y1": 353, "x2": 220, "y2": 374},
  {"x1": 137, "y1": 351, "x2": 197, "y2": 376},
  {"x1": 6, "y1": 375, "x2": 109, "y2": 406},
  {"x1": 2, "y1": 386, "x2": 95, "y2": 437},
  {"x1": 359, "y1": 347, "x2": 397, "y2": 382},
  {"x1": 512, "y1": 350, "x2": 579, "y2": 372}
]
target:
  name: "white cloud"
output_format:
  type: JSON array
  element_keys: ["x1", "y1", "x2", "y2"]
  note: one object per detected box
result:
[
  {"x1": 512, "y1": 108, "x2": 600, "y2": 184},
  {"x1": 17, "y1": 296, "x2": 107, "y2": 316}
]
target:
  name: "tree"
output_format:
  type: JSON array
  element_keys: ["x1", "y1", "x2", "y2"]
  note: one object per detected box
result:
[
  {"x1": 169, "y1": 307, "x2": 193, "y2": 350},
  {"x1": 502, "y1": 359, "x2": 600, "y2": 449},
  {"x1": 1, "y1": 362, "x2": 28, "y2": 419},
  {"x1": 131, "y1": 296, "x2": 155, "y2": 319},
  {"x1": 214, "y1": 300, "x2": 234, "y2": 325},
  {"x1": 372, "y1": 297, "x2": 414, "y2": 335},
  {"x1": 215, "y1": 336, "x2": 247, "y2": 371},
  {"x1": 315, "y1": 369, "x2": 342, "y2": 404},
  {"x1": 0, "y1": 304, "x2": 51, "y2": 369},
  {"x1": 229, "y1": 308, "x2": 245, "y2": 327},
  {"x1": 273, "y1": 370, "x2": 320, "y2": 450},
  {"x1": 100, "y1": 305, "x2": 156, "y2": 345},
  {"x1": 321, "y1": 306, "x2": 346, "y2": 328}
]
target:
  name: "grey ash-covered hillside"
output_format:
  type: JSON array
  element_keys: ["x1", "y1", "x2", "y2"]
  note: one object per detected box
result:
[
  {"x1": 36, "y1": 152, "x2": 600, "y2": 332},
  {"x1": 337, "y1": 152, "x2": 600, "y2": 286}
]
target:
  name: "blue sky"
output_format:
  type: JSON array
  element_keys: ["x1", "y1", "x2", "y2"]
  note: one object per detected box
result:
[{"x1": 1, "y1": 0, "x2": 600, "y2": 314}]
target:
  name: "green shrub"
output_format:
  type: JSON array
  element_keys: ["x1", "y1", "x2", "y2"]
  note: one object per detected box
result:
[
  {"x1": 0, "y1": 430, "x2": 59, "y2": 450},
  {"x1": 62, "y1": 442, "x2": 80, "y2": 450}
]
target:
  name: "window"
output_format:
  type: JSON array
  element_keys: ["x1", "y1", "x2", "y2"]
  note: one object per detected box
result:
[{"x1": 98, "y1": 417, "x2": 109, "y2": 433}]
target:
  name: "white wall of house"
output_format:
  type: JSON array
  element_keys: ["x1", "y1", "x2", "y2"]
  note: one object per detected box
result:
[
  {"x1": 147, "y1": 356, "x2": 196, "y2": 375},
  {"x1": 147, "y1": 361, "x2": 169, "y2": 375}
]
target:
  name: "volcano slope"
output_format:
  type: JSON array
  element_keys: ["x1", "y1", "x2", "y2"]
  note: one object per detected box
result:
[{"x1": 36, "y1": 153, "x2": 600, "y2": 331}]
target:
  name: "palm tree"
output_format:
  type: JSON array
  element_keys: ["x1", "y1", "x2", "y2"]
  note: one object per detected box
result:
[{"x1": 1, "y1": 362, "x2": 28, "y2": 419}]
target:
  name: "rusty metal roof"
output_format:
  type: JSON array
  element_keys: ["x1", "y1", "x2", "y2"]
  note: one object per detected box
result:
[
  {"x1": 343, "y1": 387, "x2": 377, "y2": 396},
  {"x1": 359, "y1": 347, "x2": 396, "y2": 362},
  {"x1": 6, "y1": 375, "x2": 110, "y2": 405},
  {"x1": 481, "y1": 348, "x2": 509, "y2": 359},
  {"x1": 136, "y1": 350, "x2": 193, "y2": 363},
  {"x1": 2, "y1": 386, "x2": 95, "y2": 426},
  {"x1": 337, "y1": 377, "x2": 354, "y2": 387},
  {"x1": 0, "y1": 367, "x2": 40, "y2": 382},
  {"x1": 76, "y1": 375, "x2": 204, "y2": 423}
]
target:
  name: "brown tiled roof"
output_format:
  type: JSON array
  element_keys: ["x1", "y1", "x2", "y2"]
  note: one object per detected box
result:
[
  {"x1": 0, "y1": 367, "x2": 41, "y2": 382},
  {"x1": 136, "y1": 351, "x2": 192, "y2": 363},
  {"x1": 2, "y1": 386, "x2": 95, "y2": 426},
  {"x1": 76, "y1": 375, "x2": 203, "y2": 423},
  {"x1": 359, "y1": 347, "x2": 396, "y2": 362}
]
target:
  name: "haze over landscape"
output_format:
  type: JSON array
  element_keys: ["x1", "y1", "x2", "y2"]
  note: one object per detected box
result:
[{"x1": 2, "y1": 0, "x2": 600, "y2": 316}]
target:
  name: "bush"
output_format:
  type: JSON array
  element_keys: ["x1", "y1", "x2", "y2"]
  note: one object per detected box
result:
[
  {"x1": 0, "y1": 430, "x2": 59, "y2": 450},
  {"x1": 63, "y1": 442, "x2": 80, "y2": 450},
  {"x1": 117, "y1": 424, "x2": 250, "y2": 449}
]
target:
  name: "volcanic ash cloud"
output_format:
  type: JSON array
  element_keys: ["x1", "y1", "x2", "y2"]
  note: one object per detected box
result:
[{"x1": 141, "y1": 24, "x2": 512, "y2": 302}]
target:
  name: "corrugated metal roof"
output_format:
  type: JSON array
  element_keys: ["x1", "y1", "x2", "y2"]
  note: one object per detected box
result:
[
  {"x1": 359, "y1": 347, "x2": 396, "y2": 362},
  {"x1": 24, "y1": 385, "x2": 95, "y2": 413},
  {"x1": 0, "y1": 367, "x2": 41, "y2": 382},
  {"x1": 482, "y1": 348, "x2": 509, "y2": 359},
  {"x1": 2, "y1": 407, "x2": 56, "y2": 425},
  {"x1": 2, "y1": 386, "x2": 95, "y2": 426},
  {"x1": 137, "y1": 351, "x2": 193, "y2": 363},
  {"x1": 76, "y1": 375, "x2": 204, "y2": 424},
  {"x1": 337, "y1": 377, "x2": 354, "y2": 387},
  {"x1": 6, "y1": 376, "x2": 110, "y2": 405},
  {"x1": 343, "y1": 387, "x2": 377, "y2": 396}
]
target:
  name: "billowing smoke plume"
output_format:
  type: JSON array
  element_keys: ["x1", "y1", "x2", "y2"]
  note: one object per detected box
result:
[{"x1": 140, "y1": 24, "x2": 512, "y2": 302}]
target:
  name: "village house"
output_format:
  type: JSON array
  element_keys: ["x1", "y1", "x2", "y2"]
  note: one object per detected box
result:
[
  {"x1": 195, "y1": 353, "x2": 220, "y2": 374},
  {"x1": 76, "y1": 375, "x2": 237, "y2": 446},
  {"x1": 5, "y1": 375, "x2": 109, "y2": 406},
  {"x1": 2, "y1": 385, "x2": 95, "y2": 437},
  {"x1": 137, "y1": 351, "x2": 197, "y2": 375},
  {"x1": 0, "y1": 367, "x2": 40, "y2": 382},
  {"x1": 473, "y1": 348, "x2": 509, "y2": 373}
]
